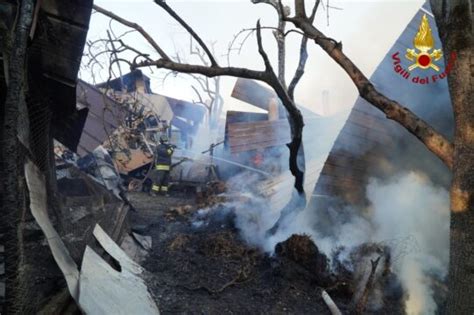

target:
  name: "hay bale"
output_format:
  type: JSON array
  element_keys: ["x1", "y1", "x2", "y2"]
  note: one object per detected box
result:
[
  {"x1": 200, "y1": 232, "x2": 248, "y2": 259},
  {"x1": 275, "y1": 234, "x2": 329, "y2": 275}
]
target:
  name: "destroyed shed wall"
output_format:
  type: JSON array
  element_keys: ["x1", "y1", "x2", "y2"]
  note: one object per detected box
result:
[
  {"x1": 56, "y1": 165, "x2": 130, "y2": 265},
  {"x1": 311, "y1": 3, "x2": 453, "y2": 209}
]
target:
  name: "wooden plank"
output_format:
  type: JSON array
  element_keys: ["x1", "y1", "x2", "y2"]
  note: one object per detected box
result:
[
  {"x1": 225, "y1": 111, "x2": 268, "y2": 124},
  {"x1": 227, "y1": 119, "x2": 291, "y2": 153},
  {"x1": 229, "y1": 134, "x2": 285, "y2": 147},
  {"x1": 343, "y1": 120, "x2": 394, "y2": 145},
  {"x1": 349, "y1": 108, "x2": 392, "y2": 133},
  {"x1": 227, "y1": 120, "x2": 289, "y2": 133},
  {"x1": 321, "y1": 162, "x2": 368, "y2": 178},
  {"x1": 325, "y1": 153, "x2": 370, "y2": 171},
  {"x1": 315, "y1": 179, "x2": 365, "y2": 194},
  {"x1": 231, "y1": 78, "x2": 274, "y2": 111},
  {"x1": 317, "y1": 173, "x2": 365, "y2": 187},
  {"x1": 230, "y1": 140, "x2": 287, "y2": 153},
  {"x1": 228, "y1": 126, "x2": 288, "y2": 138}
]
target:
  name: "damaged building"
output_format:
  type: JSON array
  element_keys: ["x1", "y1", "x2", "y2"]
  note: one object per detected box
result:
[
  {"x1": 0, "y1": 1, "x2": 158, "y2": 313},
  {"x1": 0, "y1": 0, "x2": 458, "y2": 314},
  {"x1": 69, "y1": 70, "x2": 208, "y2": 189}
]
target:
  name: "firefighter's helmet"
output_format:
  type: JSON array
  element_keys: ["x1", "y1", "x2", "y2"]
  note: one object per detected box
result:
[{"x1": 159, "y1": 135, "x2": 169, "y2": 144}]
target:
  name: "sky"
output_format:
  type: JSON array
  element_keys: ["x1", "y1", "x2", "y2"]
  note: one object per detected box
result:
[{"x1": 82, "y1": 0, "x2": 425, "y2": 116}]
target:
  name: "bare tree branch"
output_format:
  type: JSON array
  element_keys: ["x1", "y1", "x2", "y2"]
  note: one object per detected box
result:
[
  {"x1": 191, "y1": 85, "x2": 205, "y2": 105},
  {"x1": 153, "y1": 0, "x2": 218, "y2": 67},
  {"x1": 255, "y1": 20, "x2": 305, "y2": 192},
  {"x1": 252, "y1": 0, "x2": 289, "y2": 87},
  {"x1": 93, "y1": 4, "x2": 170, "y2": 60},
  {"x1": 293, "y1": 0, "x2": 307, "y2": 18},
  {"x1": 309, "y1": 0, "x2": 321, "y2": 21},
  {"x1": 287, "y1": 37, "x2": 308, "y2": 101},
  {"x1": 93, "y1": 4, "x2": 307, "y2": 194},
  {"x1": 134, "y1": 59, "x2": 266, "y2": 80},
  {"x1": 251, "y1": 0, "x2": 278, "y2": 9},
  {"x1": 287, "y1": 0, "x2": 320, "y2": 100},
  {"x1": 285, "y1": 0, "x2": 454, "y2": 169},
  {"x1": 130, "y1": 20, "x2": 305, "y2": 192}
]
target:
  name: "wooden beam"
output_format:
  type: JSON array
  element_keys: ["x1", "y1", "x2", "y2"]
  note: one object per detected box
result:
[{"x1": 227, "y1": 119, "x2": 291, "y2": 153}]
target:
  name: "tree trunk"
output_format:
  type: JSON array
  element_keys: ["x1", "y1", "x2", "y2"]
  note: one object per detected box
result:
[
  {"x1": 1, "y1": 0, "x2": 35, "y2": 313},
  {"x1": 431, "y1": 0, "x2": 474, "y2": 313}
]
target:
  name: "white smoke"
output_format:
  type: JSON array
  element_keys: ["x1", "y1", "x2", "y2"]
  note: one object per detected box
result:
[
  {"x1": 226, "y1": 171, "x2": 449, "y2": 314},
  {"x1": 368, "y1": 172, "x2": 449, "y2": 315}
]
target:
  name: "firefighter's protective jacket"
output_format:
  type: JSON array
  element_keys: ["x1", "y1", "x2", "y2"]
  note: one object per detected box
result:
[{"x1": 155, "y1": 143, "x2": 174, "y2": 171}]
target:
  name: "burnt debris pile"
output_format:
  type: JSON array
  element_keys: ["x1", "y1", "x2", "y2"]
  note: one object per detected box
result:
[
  {"x1": 275, "y1": 234, "x2": 331, "y2": 286},
  {"x1": 131, "y1": 188, "x2": 406, "y2": 314}
]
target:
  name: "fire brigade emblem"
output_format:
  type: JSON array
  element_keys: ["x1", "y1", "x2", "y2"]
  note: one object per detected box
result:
[{"x1": 405, "y1": 14, "x2": 443, "y2": 71}]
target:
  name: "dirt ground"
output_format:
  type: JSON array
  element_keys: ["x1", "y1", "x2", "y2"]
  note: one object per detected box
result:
[{"x1": 127, "y1": 191, "x2": 402, "y2": 315}]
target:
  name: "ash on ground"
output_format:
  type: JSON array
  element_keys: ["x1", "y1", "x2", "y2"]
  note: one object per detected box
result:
[{"x1": 127, "y1": 191, "x2": 405, "y2": 314}]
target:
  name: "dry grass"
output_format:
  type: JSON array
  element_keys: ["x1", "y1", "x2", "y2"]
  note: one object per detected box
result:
[
  {"x1": 165, "y1": 204, "x2": 195, "y2": 220},
  {"x1": 201, "y1": 231, "x2": 248, "y2": 258},
  {"x1": 168, "y1": 234, "x2": 191, "y2": 251}
]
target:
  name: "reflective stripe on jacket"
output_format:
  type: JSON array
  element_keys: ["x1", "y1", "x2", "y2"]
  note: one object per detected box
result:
[{"x1": 155, "y1": 164, "x2": 170, "y2": 171}]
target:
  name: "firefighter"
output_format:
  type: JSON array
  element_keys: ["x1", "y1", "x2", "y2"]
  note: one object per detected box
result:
[{"x1": 151, "y1": 135, "x2": 175, "y2": 195}]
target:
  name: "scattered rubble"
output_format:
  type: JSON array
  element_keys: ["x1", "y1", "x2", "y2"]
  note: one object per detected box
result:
[
  {"x1": 132, "y1": 232, "x2": 153, "y2": 251},
  {"x1": 120, "y1": 234, "x2": 149, "y2": 264},
  {"x1": 124, "y1": 191, "x2": 407, "y2": 314}
]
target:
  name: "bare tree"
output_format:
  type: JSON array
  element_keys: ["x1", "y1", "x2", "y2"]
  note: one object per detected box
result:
[
  {"x1": 188, "y1": 39, "x2": 224, "y2": 129},
  {"x1": 93, "y1": 2, "x2": 309, "y2": 197},
  {"x1": 161, "y1": 38, "x2": 224, "y2": 130},
  {"x1": 277, "y1": 0, "x2": 471, "y2": 313},
  {"x1": 93, "y1": 1, "x2": 472, "y2": 312},
  {"x1": 429, "y1": 1, "x2": 473, "y2": 313}
]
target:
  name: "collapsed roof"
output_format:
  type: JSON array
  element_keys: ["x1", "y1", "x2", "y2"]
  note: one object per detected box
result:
[{"x1": 97, "y1": 69, "x2": 207, "y2": 134}]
